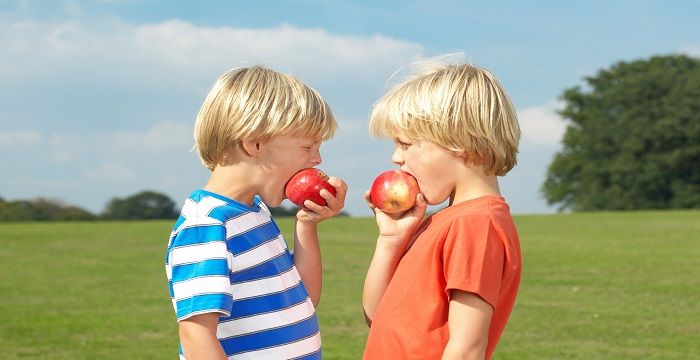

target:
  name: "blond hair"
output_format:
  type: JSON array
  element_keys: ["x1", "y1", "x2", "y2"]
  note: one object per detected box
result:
[
  {"x1": 194, "y1": 66, "x2": 337, "y2": 170},
  {"x1": 369, "y1": 60, "x2": 520, "y2": 176}
]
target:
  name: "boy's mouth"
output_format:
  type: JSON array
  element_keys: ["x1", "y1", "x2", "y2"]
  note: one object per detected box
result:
[{"x1": 401, "y1": 169, "x2": 416, "y2": 179}]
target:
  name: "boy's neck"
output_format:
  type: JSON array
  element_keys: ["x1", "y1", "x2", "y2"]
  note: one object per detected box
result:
[
  {"x1": 203, "y1": 162, "x2": 259, "y2": 206},
  {"x1": 449, "y1": 166, "x2": 501, "y2": 206}
]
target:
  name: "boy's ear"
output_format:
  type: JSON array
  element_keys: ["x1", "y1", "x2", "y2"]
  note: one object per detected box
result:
[{"x1": 240, "y1": 140, "x2": 263, "y2": 157}]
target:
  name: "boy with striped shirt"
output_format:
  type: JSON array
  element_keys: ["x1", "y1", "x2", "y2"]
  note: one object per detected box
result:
[{"x1": 166, "y1": 66, "x2": 347, "y2": 359}]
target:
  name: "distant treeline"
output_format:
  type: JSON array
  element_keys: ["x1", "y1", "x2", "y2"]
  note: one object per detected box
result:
[
  {"x1": 0, "y1": 191, "x2": 301, "y2": 222},
  {"x1": 0, "y1": 197, "x2": 98, "y2": 221}
]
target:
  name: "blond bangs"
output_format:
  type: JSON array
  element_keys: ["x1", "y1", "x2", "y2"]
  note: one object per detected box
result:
[
  {"x1": 369, "y1": 68, "x2": 460, "y2": 145},
  {"x1": 280, "y1": 86, "x2": 336, "y2": 141},
  {"x1": 369, "y1": 79, "x2": 432, "y2": 141}
]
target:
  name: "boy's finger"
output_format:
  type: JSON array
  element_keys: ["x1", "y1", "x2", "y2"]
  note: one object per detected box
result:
[
  {"x1": 328, "y1": 177, "x2": 348, "y2": 198},
  {"x1": 319, "y1": 189, "x2": 341, "y2": 209},
  {"x1": 302, "y1": 200, "x2": 325, "y2": 213},
  {"x1": 415, "y1": 193, "x2": 426, "y2": 207},
  {"x1": 411, "y1": 193, "x2": 428, "y2": 218},
  {"x1": 364, "y1": 190, "x2": 377, "y2": 211},
  {"x1": 319, "y1": 188, "x2": 335, "y2": 201}
]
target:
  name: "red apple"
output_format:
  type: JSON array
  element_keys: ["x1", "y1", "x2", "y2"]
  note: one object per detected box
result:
[
  {"x1": 285, "y1": 168, "x2": 337, "y2": 209},
  {"x1": 370, "y1": 170, "x2": 420, "y2": 213}
]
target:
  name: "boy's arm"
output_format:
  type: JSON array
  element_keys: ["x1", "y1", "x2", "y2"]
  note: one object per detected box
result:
[
  {"x1": 179, "y1": 313, "x2": 227, "y2": 360},
  {"x1": 293, "y1": 221, "x2": 322, "y2": 306},
  {"x1": 293, "y1": 177, "x2": 347, "y2": 307},
  {"x1": 362, "y1": 192, "x2": 427, "y2": 325},
  {"x1": 441, "y1": 290, "x2": 493, "y2": 360},
  {"x1": 362, "y1": 234, "x2": 407, "y2": 325}
]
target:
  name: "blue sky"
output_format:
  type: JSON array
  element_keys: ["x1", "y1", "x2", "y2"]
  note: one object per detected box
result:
[{"x1": 1, "y1": 0, "x2": 698, "y2": 216}]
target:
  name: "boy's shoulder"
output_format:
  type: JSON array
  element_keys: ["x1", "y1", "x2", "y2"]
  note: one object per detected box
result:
[
  {"x1": 172, "y1": 190, "x2": 271, "y2": 235},
  {"x1": 419, "y1": 195, "x2": 518, "y2": 248},
  {"x1": 418, "y1": 195, "x2": 513, "y2": 235},
  {"x1": 433, "y1": 195, "x2": 510, "y2": 222},
  {"x1": 182, "y1": 190, "x2": 267, "y2": 215}
]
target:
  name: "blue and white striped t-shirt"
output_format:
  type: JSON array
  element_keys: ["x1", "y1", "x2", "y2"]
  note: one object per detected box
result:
[{"x1": 165, "y1": 189, "x2": 321, "y2": 360}]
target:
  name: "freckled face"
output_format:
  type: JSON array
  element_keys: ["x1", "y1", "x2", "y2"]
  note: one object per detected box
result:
[
  {"x1": 390, "y1": 136, "x2": 462, "y2": 205},
  {"x1": 257, "y1": 135, "x2": 323, "y2": 207}
]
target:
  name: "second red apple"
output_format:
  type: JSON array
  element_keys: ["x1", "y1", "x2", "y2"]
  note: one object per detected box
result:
[
  {"x1": 285, "y1": 168, "x2": 336, "y2": 209},
  {"x1": 370, "y1": 170, "x2": 420, "y2": 213}
]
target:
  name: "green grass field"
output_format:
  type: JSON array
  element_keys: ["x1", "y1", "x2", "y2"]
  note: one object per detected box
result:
[{"x1": 1, "y1": 210, "x2": 699, "y2": 359}]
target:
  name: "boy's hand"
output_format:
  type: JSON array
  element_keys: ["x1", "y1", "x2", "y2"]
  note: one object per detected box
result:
[
  {"x1": 364, "y1": 190, "x2": 427, "y2": 247},
  {"x1": 296, "y1": 176, "x2": 348, "y2": 224}
]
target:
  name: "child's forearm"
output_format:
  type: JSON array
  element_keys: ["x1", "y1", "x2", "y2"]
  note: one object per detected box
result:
[
  {"x1": 293, "y1": 220, "x2": 322, "y2": 306},
  {"x1": 179, "y1": 313, "x2": 227, "y2": 360},
  {"x1": 362, "y1": 237, "x2": 406, "y2": 325}
]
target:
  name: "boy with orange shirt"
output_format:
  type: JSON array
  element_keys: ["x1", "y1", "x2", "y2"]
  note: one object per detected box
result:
[{"x1": 362, "y1": 58, "x2": 522, "y2": 359}]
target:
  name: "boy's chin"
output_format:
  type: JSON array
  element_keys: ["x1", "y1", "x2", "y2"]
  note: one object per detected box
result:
[
  {"x1": 263, "y1": 195, "x2": 285, "y2": 208},
  {"x1": 256, "y1": 190, "x2": 286, "y2": 208},
  {"x1": 267, "y1": 201, "x2": 284, "y2": 208},
  {"x1": 424, "y1": 194, "x2": 447, "y2": 206}
]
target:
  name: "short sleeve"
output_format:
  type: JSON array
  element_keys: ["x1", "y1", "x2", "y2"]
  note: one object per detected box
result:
[
  {"x1": 167, "y1": 223, "x2": 233, "y2": 321},
  {"x1": 442, "y1": 216, "x2": 505, "y2": 308}
]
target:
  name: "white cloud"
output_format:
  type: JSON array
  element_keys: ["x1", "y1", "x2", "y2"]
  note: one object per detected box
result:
[
  {"x1": 517, "y1": 101, "x2": 568, "y2": 146},
  {"x1": 83, "y1": 162, "x2": 135, "y2": 181},
  {"x1": 112, "y1": 121, "x2": 192, "y2": 152},
  {"x1": 0, "y1": 19, "x2": 424, "y2": 88},
  {"x1": 679, "y1": 45, "x2": 700, "y2": 57},
  {"x1": 47, "y1": 134, "x2": 75, "y2": 163},
  {"x1": 0, "y1": 130, "x2": 42, "y2": 146},
  {"x1": 132, "y1": 21, "x2": 424, "y2": 72}
]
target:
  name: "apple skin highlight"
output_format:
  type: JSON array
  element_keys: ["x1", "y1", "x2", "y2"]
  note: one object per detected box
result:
[{"x1": 370, "y1": 170, "x2": 420, "y2": 213}]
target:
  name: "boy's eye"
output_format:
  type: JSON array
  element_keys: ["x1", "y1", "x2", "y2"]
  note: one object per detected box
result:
[
  {"x1": 303, "y1": 140, "x2": 321, "y2": 150},
  {"x1": 395, "y1": 140, "x2": 411, "y2": 149}
]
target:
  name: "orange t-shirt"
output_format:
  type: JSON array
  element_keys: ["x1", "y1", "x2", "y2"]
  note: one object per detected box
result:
[{"x1": 363, "y1": 195, "x2": 522, "y2": 360}]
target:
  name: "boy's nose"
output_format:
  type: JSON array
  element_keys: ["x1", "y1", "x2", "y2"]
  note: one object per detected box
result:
[
  {"x1": 391, "y1": 147, "x2": 404, "y2": 166},
  {"x1": 310, "y1": 149, "x2": 322, "y2": 167}
]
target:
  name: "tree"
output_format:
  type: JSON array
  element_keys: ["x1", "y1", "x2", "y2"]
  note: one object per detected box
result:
[
  {"x1": 543, "y1": 54, "x2": 700, "y2": 211},
  {"x1": 33, "y1": 198, "x2": 97, "y2": 221},
  {"x1": 0, "y1": 197, "x2": 96, "y2": 221},
  {"x1": 269, "y1": 205, "x2": 299, "y2": 217},
  {"x1": 103, "y1": 191, "x2": 178, "y2": 220},
  {"x1": 0, "y1": 200, "x2": 43, "y2": 221}
]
